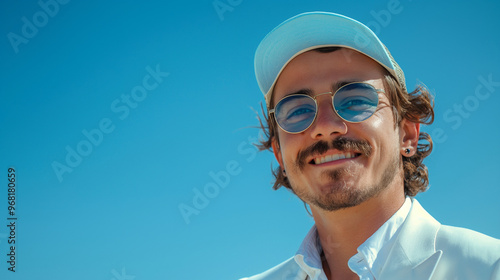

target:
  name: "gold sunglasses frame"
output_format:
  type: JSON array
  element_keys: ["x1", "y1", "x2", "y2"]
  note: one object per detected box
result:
[{"x1": 268, "y1": 82, "x2": 384, "y2": 134}]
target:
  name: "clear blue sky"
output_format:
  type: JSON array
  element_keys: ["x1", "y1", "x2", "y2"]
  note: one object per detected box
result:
[{"x1": 0, "y1": 1, "x2": 499, "y2": 279}]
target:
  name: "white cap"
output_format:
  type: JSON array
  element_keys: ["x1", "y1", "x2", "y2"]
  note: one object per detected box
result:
[{"x1": 254, "y1": 11, "x2": 406, "y2": 106}]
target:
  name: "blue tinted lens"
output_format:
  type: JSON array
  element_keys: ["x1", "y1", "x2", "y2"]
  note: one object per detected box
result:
[
  {"x1": 333, "y1": 83, "x2": 379, "y2": 122},
  {"x1": 274, "y1": 95, "x2": 316, "y2": 133}
]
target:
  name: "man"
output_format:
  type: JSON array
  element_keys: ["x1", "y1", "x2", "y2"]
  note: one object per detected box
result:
[{"x1": 242, "y1": 12, "x2": 500, "y2": 280}]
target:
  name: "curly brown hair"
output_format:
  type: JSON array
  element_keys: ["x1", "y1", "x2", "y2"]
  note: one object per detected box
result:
[{"x1": 256, "y1": 52, "x2": 435, "y2": 197}]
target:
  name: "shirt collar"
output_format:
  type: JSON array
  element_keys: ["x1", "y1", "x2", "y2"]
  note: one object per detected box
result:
[
  {"x1": 294, "y1": 226, "x2": 325, "y2": 280},
  {"x1": 294, "y1": 197, "x2": 412, "y2": 280},
  {"x1": 349, "y1": 196, "x2": 412, "y2": 278}
]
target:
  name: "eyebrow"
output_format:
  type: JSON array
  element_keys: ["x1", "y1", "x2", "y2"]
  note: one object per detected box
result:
[
  {"x1": 332, "y1": 80, "x2": 357, "y2": 92},
  {"x1": 284, "y1": 80, "x2": 359, "y2": 97}
]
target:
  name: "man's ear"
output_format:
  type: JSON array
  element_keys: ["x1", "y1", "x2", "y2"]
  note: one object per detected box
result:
[
  {"x1": 271, "y1": 138, "x2": 284, "y2": 167},
  {"x1": 400, "y1": 119, "x2": 420, "y2": 156}
]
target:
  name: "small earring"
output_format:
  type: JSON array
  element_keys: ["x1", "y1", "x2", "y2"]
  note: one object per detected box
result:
[
  {"x1": 282, "y1": 169, "x2": 286, "y2": 176},
  {"x1": 405, "y1": 148, "x2": 411, "y2": 155}
]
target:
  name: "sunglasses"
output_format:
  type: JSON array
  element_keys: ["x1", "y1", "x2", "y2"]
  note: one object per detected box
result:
[{"x1": 269, "y1": 82, "x2": 383, "y2": 134}]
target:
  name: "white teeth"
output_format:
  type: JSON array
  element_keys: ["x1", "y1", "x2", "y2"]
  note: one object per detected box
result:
[{"x1": 314, "y1": 152, "x2": 357, "y2": 164}]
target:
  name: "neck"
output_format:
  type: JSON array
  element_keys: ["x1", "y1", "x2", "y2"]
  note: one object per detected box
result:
[{"x1": 311, "y1": 185, "x2": 405, "y2": 280}]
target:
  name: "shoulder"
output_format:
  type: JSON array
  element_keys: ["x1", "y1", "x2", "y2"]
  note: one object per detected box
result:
[
  {"x1": 409, "y1": 199, "x2": 500, "y2": 259},
  {"x1": 404, "y1": 199, "x2": 500, "y2": 278},
  {"x1": 436, "y1": 224, "x2": 500, "y2": 262},
  {"x1": 433, "y1": 224, "x2": 500, "y2": 279},
  {"x1": 239, "y1": 257, "x2": 305, "y2": 280}
]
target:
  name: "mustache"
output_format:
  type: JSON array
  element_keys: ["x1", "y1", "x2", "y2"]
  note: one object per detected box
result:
[{"x1": 296, "y1": 137, "x2": 372, "y2": 169}]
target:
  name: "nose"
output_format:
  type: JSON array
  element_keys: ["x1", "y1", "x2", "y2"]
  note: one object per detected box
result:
[{"x1": 308, "y1": 95, "x2": 347, "y2": 139}]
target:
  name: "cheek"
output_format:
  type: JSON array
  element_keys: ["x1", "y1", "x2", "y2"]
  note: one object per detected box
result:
[
  {"x1": 278, "y1": 133, "x2": 305, "y2": 163},
  {"x1": 370, "y1": 117, "x2": 384, "y2": 129},
  {"x1": 362, "y1": 113, "x2": 400, "y2": 156}
]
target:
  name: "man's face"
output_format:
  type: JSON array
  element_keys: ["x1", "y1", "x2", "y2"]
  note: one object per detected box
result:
[{"x1": 271, "y1": 49, "x2": 411, "y2": 211}]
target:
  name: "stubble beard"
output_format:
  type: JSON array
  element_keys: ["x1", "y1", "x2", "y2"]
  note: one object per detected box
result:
[{"x1": 289, "y1": 138, "x2": 401, "y2": 212}]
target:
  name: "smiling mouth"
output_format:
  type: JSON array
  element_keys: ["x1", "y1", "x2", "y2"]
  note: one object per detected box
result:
[{"x1": 310, "y1": 152, "x2": 361, "y2": 165}]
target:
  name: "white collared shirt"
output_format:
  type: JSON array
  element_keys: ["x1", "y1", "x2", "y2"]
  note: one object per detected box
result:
[{"x1": 294, "y1": 197, "x2": 412, "y2": 280}]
